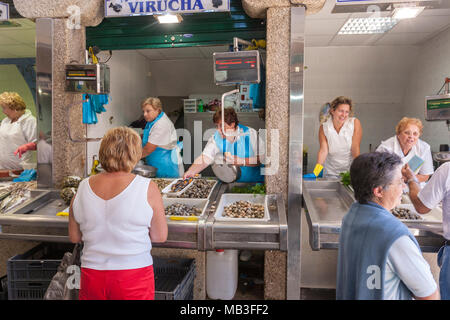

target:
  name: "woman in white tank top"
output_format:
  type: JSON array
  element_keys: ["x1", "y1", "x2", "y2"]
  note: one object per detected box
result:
[
  {"x1": 316, "y1": 96, "x2": 363, "y2": 178},
  {"x1": 69, "y1": 127, "x2": 167, "y2": 300}
]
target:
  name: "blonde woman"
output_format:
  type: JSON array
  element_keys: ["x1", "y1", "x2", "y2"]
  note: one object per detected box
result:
[
  {"x1": 0, "y1": 92, "x2": 37, "y2": 170},
  {"x1": 376, "y1": 117, "x2": 433, "y2": 185},
  {"x1": 306, "y1": 96, "x2": 362, "y2": 179},
  {"x1": 141, "y1": 97, "x2": 183, "y2": 178},
  {"x1": 69, "y1": 127, "x2": 168, "y2": 300}
]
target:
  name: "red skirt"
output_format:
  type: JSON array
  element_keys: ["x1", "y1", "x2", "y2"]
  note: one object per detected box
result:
[{"x1": 79, "y1": 265, "x2": 155, "y2": 300}]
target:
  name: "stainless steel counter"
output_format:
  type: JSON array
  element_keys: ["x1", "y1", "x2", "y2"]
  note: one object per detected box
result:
[
  {"x1": 0, "y1": 181, "x2": 287, "y2": 251},
  {"x1": 303, "y1": 179, "x2": 446, "y2": 252}
]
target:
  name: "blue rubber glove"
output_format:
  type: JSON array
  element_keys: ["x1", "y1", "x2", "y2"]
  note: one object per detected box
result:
[
  {"x1": 13, "y1": 169, "x2": 37, "y2": 182},
  {"x1": 303, "y1": 173, "x2": 318, "y2": 180}
]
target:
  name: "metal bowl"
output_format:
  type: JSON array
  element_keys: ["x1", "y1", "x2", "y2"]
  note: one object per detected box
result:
[
  {"x1": 211, "y1": 154, "x2": 241, "y2": 183},
  {"x1": 132, "y1": 164, "x2": 157, "y2": 178}
]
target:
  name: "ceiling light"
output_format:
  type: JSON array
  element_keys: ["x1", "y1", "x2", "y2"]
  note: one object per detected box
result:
[
  {"x1": 156, "y1": 14, "x2": 182, "y2": 24},
  {"x1": 338, "y1": 17, "x2": 398, "y2": 35},
  {"x1": 392, "y1": 6, "x2": 425, "y2": 19}
]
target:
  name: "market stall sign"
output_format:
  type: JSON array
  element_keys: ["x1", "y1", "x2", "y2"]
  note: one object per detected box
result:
[
  {"x1": 0, "y1": 2, "x2": 9, "y2": 21},
  {"x1": 105, "y1": 0, "x2": 230, "y2": 17},
  {"x1": 425, "y1": 94, "x2": 450, "y2": 121}
]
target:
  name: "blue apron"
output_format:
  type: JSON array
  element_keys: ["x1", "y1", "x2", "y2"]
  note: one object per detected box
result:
[
  {"x1": 142, "y1": 112, "x2": 180, "y2": 178},
  {"x1": 213, "y1": 124, "x2": 264, "y2": 182}
]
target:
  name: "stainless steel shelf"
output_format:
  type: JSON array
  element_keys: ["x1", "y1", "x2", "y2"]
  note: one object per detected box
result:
[
  {"x1": 303, "y1": 179, "x2": 446, "y2": 252},
  {"x1": 0, "y1": 181, "x2": 288, "y2": 251}
]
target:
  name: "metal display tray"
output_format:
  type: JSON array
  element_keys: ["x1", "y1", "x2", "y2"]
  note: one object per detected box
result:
[
  {"x1": 163, "y1": 198, "x2": 209, "y2": 221},
  {"x1": 214, "y1": 194, "x2": 270, "y2": 222},
  {"x1": 163, "y1": 179, "x2": 218, "y2": 200}
]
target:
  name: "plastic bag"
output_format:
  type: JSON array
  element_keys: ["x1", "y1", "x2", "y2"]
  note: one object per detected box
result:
[{"x1": 44, "y1": 243, "x2": 82, "y2": 300}]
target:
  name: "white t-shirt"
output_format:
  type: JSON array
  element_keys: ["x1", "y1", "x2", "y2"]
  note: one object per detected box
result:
[
  {"x1": 201, "y1": 126, "x2": 260, "y2": 164},
  {"x1": 418, "y1": 162, "x2": 450, "y2": 240},
  {"x1": 376, "y1": 136, "x2": 434, "y2": 176},
  {"x1": 384, "y1": 235, "x2": 437, "y2": 300},
  {"x1": 147, "y1": 113, "x2": 178, "y2": 150},
  {"x1": 37, "y1": 139, "x2": 52, "y2": 164}
]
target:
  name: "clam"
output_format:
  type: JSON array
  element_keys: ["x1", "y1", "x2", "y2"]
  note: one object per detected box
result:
[
  {"x1": 165, "y1": 203, "x2": 203, "y2": 216},
  {"x1": 223, "y1": 201, "x2": 265, "y2": 219}
]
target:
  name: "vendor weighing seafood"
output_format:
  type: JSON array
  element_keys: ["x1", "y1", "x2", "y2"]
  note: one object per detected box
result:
[
  {"x1": 141, "y1": 97, "x2": 183, "y2": 178},
  {"x1": 184, "y1": 108, "x2": 264, "y2": 182}
]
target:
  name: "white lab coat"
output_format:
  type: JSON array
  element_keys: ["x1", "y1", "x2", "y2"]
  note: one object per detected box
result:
[
  {"x1": 322, "y1": 117, "x2": 355, "y2": 178},
  {"x1": 0, "y1": 110, "x2": 37, "y2": 170}
]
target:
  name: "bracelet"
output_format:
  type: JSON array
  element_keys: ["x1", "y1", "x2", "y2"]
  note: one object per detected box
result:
[{"x1": 407, "y1": 176, "x2": 419, "y2": 184}]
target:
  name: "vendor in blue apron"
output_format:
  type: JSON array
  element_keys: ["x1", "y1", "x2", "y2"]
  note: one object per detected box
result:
[
  {"x1": 141, "y1": 97, "x2": 183, "y2": 178},
  {"x1": 184, "y1": 108, "x2": 264, "y2": 182}
]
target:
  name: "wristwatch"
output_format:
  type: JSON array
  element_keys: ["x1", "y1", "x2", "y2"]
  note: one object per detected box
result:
[{"x1": 407, "y1": 176, "x2": 419, "y2": 184}]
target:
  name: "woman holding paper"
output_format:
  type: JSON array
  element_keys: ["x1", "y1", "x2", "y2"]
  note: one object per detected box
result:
[{"x1": 376, "y1": 117, "x2": 433, "y2": 185}]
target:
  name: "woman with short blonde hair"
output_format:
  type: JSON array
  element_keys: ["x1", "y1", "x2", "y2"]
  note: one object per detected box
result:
[
  {"x1": 99, "y1": 127, "x2": 142, "y2": 173},
  {"x1": 0, "y1": 91, "x2": 37, "y2": 170},
  {"x1": 377, "y1": 117, "x2": 433, "y2": 185},
  {"x1": 69, "y1": 126, "x2": 168, "y2": 300},
  {"x1": 141, "y1": 97, "x2": 183, "y2": 178}
]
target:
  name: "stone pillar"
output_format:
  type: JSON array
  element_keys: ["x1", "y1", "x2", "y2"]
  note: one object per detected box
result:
[{"x1": 242, "y1": 0, "x2": 326, "y2": 300}]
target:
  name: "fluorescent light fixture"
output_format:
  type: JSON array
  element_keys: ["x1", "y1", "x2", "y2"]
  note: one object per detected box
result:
[
  {"x1": 156, "y1": 14, "x2": 182, "y2": 24},
  {"x1": 392, "y1": 6, "x2": 425, "y2": 19},
  {"x1": 338, "y1": 17, "x2": 398, "y2": 35}
]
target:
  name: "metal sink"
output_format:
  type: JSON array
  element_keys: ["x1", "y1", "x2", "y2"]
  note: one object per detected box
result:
[{"x1": 12, "y1": 190, "x2": 66, "y2": 216}]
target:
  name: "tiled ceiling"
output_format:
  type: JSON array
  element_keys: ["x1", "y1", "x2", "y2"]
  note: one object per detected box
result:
[
  {"x1": 1, "y1": 0, "x2": 450, "y2": 59},
  {"x1": 305, "y1": 0, "x2": 450, "y2": 47}
]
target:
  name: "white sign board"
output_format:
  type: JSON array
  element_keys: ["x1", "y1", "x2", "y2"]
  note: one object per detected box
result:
[
  {"x1": 0, "y1": 2, "x2": 9, "y2": 21},
  {"x1": 105, "y1": 0, "x2": 230, "y2": 17}
]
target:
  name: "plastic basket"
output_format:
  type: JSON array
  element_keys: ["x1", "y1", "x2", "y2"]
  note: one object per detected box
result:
[
  {"x1": 7, "y1": 243, "x2": 73, "y2": 300},
  {"x1": 154, "y1": 257, "x2": 196, "y2": 300}
]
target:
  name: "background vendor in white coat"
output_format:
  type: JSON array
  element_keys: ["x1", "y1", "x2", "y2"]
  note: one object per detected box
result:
[
  {"x1": 141, "y1": 97, "x2": 183, "y2": 178},
  {"x1": 306, "y1": 96, "x2": 362, "y2": 179},
  {"x1": 377, "y1": 117, "x2": 433, "y2": 187},
  {"x1": 0, "y1": 92, "x2": 37, "y2": 170}
]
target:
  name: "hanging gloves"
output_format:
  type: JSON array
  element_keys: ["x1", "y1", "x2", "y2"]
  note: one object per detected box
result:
[
  {"x1": 303, "y1": 163, "x2": 324, "y2": 180},
  {"x1": 82, "y1": 94, "x2": 109, "y2": 124},
  {"x1": 14, "y1": 142, "x2": 37, "y2": 159}
]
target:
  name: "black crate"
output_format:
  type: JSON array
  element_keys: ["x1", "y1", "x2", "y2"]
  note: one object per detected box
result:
[
  {"x1": 7, "y1": 243, "x2": 73, "y2": 300},
  {"x1": 154, "y1": 257, "x2": 196, "y2": 300},
  {"x1": 0, "y1": 275, "x2": 7, "y2": 300}
]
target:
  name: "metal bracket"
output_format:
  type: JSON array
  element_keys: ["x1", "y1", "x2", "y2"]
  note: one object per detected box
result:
[{"x1": 67, "y1": 99, "x2": 103, "y2": 143}]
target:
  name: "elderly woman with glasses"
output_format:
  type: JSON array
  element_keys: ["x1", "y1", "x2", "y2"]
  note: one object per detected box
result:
[
  {"x1": 336, "y1": 152, "x2": 439, "y2": 300},
  {"x1": 376, "y1": 117, "x2": 433, "y2": 187}
]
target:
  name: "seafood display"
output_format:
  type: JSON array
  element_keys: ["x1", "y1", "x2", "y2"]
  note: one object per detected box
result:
[
  {"x1": 61, "y1": 176, "x2": 82, "y2": 188},
  {"x1": 391, "y1": 207, "x2": 422, "y2": 220},
  {"x1": 0, "y1": 182, "x2": 35, "y2": 214},
  {"x1": 223, "y1": 201, "x2": 265, "y2": 219},
  {"x1": 170, "y1": 178, "x2": 194, "y2": 193},
  {"x1": 60, "y1": 187, "x2": 77, "y2": 206},
  {"x1": 177, "y1": 179, "x2": 216, "y2": 199},
  {"x1": 165, "y1": 203, "x2": 203, "y2": 217},
  {"x1": 153, "y1": 178, "x2": 173, "y2": 192}
]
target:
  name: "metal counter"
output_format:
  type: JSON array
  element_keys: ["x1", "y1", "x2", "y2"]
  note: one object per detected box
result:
[
  {"x1": 0, "y1": 181, "x2": 287, "y2": 251},
  {"x1": 303, "y1": 179, "x2": 446, "y2": 252}
]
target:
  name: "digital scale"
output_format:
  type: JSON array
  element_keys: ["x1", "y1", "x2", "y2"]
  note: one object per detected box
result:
[{"x1": 65, "y1": 63, "x2": 110, "y2": 94}]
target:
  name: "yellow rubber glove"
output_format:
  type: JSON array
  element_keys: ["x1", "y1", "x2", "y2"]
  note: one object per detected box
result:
[
  {"x1": 313, "y1": 164, "x2": 324, "y2": 177},
  {"x1": 56, "y1": 211, "x2": 69, "y2": 217}
]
